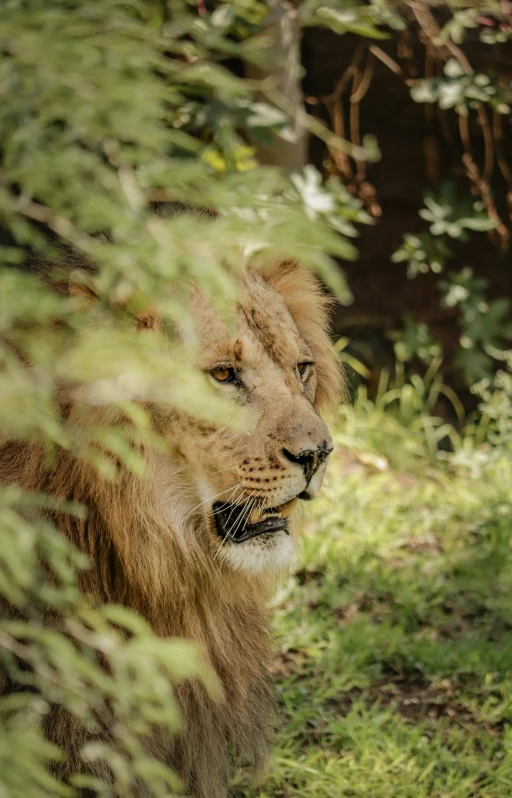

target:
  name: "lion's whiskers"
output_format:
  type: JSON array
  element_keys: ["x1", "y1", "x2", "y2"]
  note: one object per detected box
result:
[
  {"x1": 228, "y1": 493, "x2": 257, "y2": 538},
  {"x1": 221, "y1": 486, "x2": 253, "y2": 528},
  {"x1": 214, "y1": 492, "x2": 259, "y2": 561},
  {"x1": 212, "y1": 488, "x2": 247, "y2": 516},
  {"x1": 223, "y1": 493, "x2": 254, "y2": 540},
  {"x1": 184, "y1": 479, "x2": 248, "y2": 520}
]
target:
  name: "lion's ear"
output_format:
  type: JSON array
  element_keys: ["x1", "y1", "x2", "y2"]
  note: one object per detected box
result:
[{"x1": 260, "y1": 261, "x2": 346, "y2": 415}]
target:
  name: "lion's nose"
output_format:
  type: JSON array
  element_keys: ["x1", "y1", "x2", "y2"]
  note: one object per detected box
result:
[{"x1": 282, "y1": 441, "x2": 333, "y2": 481}]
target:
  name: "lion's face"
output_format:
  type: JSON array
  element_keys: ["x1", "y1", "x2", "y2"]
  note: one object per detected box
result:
[{"x1": 165, "y1": 264, "x2": 342, "y2": 575}]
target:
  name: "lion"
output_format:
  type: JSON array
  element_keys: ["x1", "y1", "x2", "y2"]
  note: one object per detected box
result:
[{"x1": 0, "y1": 257, "x2": 343, "y2": 797}]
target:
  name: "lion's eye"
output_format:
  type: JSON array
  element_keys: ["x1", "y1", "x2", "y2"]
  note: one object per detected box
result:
[
  {"x1": 297, "y1": 362, "x2": 313, "y2": 381},
  {"x1": 211, "y1": 366, "x2": 236, "y2": 384}
]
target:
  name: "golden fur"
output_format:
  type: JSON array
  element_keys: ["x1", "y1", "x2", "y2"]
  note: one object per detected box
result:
[{"x1": 0, "y1": 260, "x2": 343, "y2": 797}]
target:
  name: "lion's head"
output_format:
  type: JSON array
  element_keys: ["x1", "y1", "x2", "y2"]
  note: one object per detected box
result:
[{"x1": 161, "y1": 261, "x2": 342, "y2": 575}]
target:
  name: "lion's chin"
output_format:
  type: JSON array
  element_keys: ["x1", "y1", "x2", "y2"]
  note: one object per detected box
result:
[{"x1": 217, "y1": 530, "x2": 296, "y2": 576}]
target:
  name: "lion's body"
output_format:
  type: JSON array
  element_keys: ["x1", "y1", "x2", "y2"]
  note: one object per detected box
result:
[{"x1": 0, "y1": 260, "x2": 342, "y2": 796}]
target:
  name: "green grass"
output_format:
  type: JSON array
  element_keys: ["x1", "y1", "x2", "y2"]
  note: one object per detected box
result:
[{"x1": 239, "y1": 382, "x2": 512, "y2": 798}]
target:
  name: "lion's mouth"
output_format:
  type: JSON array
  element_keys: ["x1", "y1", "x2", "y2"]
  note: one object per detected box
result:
[{"x1": 212, "y1": 498, "x2": 298, "y2": 543}]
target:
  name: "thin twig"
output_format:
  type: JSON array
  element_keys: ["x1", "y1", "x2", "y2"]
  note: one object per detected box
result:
[
  {"x1": 350, "y1": 71, "x2": 365, "y2": 181},
  {"x1": 350, "y1": 51, "x2": 374, "y2": 104},
  {"x1": 493, "y1": 111, "x2": 512, "y2": 186},
  {"x1": 458, "y1": 113, "x2": 472, "y2": 153},
  {"x1": 369, "y1": 45, "x2": 402, "y2": 76},
  {"x1": 330, "y1": 93, "x2": 353, "y2": 180},
  {"x1": 477, "y1": 105, "x2": 494, "y2": 181},
  {"x1": 463, "y1": 152, "x2": 510, "y2": 251}
]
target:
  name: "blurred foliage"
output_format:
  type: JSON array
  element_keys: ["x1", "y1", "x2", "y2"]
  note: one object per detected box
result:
[
  {"x1": 391, "y1": 232, "x2": 452, "y2": 279},
  {"x1": 411, "y1": 58, "x2": 511, "y2": 115},
  {"x1": 391, "y1": 317, "x2": 442, "y2": 366},
  {"x1": 470, "y1": 351, "x2": 512, "y2": 451},
  {"x1": 392, "y1": 184, "x2": 510, "y2": 383},
  {"x1": 297, "y1": 0, "x2": 403, "y2": 38},
  {"x1": 419, "y1": 185, "x2": 496, "y2": 240},
  {"x1": 440, "y1": 269, "x2": 512, "y2": 385}
]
